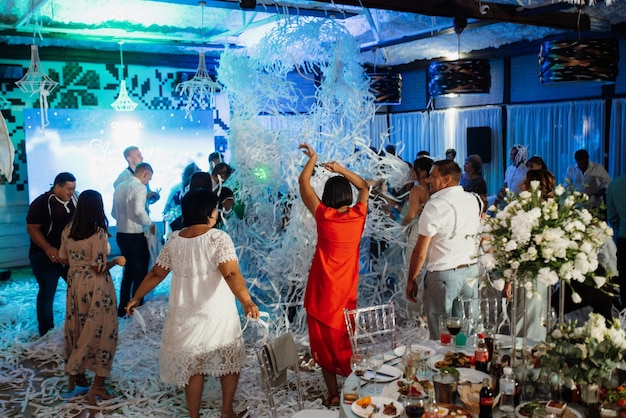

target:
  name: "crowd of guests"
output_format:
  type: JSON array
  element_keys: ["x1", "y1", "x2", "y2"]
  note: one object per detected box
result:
[
  {"x1": 25, "y1": 146, "x2": 255, "y2": 418},
  {"x1": 23, "y1": 141, "x2": 625, "y2": 415}
]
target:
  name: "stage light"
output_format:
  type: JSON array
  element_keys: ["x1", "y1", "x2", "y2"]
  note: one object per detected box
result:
[{"x1": 539, "y1": 39, "x2": 619, "y2": 84}]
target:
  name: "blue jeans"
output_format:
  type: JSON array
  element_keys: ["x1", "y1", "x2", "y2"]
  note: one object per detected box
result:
[
  {"x1": 116, "y1": 233, "x2": 150, "y2": 317},
  {"x1": 30, "y1": 251, "x2": 69, "y2": 336},
  {"x1": 423, "y1": 264, "x2": 479, "y2": 339}
]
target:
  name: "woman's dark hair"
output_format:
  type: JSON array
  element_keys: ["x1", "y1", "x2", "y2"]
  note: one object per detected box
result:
[
  {"x1": 526, "y1": 155, "x2": 548, "y2": 171},
  {"x1": 321, "y1": 175, "x2": 353, "y2": 209},
  {"x1": 189, "y1": 171, "x2": 213, "y2": 190},
  {"x1": 69, "y1": 190, "x2": 109, "y2": 241},
  {"x1": 182, "y1": 188, "x2": 219, "y2": 227},
  {"x1": 413, "y1": 157, "x2": 434, "y2": 177},
  {"x1": 525, "y1": 169, "x2": 556, "y2": 199}
]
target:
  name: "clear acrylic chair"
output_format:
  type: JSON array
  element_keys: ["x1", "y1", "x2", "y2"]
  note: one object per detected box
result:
[
  {"x1": 343, "y1": 302, "x2": 397, "y2": 355},
  {"x1": 256, "y1": 332, "x2": 324, "y2": 418}
]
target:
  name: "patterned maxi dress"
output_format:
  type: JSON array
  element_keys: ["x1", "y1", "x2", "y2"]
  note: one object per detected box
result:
[
  {"x1": 59, "y1": 227, "x2": 118, "y2": 377},
  {"x1": 156, "y1": 228, "x2": 246, "y2": 387}
]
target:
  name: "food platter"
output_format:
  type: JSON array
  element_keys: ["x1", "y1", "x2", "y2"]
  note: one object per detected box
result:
[
  {"x1": 515, "y1": 402, "x2": 583, "y2": 418},
  {"x1": 351, "y1": 396, "x2": 404, "y2": 418},
  {"x1": 427, "y1": 352, "x2": 473, "y2": 370},
  {"x1": 437, "y1": 402, "x2": 475, "y2": 418}
]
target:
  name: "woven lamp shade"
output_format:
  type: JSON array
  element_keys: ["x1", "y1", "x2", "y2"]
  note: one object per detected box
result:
[
  {"x1": 428, "y1": 59, "x2": 491, "y2": 96},
  {"x1": 539, "y1": 39, "x2": 619, "y2": 84},
  {"x1": 369, "y1": 73, "x2": 402, "y2": 105}
]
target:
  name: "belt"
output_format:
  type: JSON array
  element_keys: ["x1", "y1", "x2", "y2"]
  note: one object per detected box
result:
[{"x1": 454, "y1": 263, "x2": 475, "y2": 269}]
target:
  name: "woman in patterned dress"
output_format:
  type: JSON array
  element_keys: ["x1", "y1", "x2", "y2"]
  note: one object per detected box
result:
[
  {"x1": 126, "y1": 188, "x2": 259, "y2": 418},
  {"x1": 298, "y1": 143, "x2": 369, "y2": 407},
  {"x1": 58, "y1": 189, "x2": 125, "y2": 404}
]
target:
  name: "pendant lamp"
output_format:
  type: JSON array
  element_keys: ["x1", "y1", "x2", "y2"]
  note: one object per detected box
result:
[
  {"x1": 176, "y1": 1, "x2": 221, "y2": 121},
  {"x1": 16, "y1": 44, "x2": 59, "y2": 131},
  {"x1": 539, "y1": 39, "x2": 619, "y2": 84},
  {"x1": 427, "y1": 17, "x2": 491, "y2": 97},
  {"x1": 111, "y1": 41, "x2": 138, "y2": 111},
  {"x1": 369, "y1": 73, "x2": 402, "y2": 105}
]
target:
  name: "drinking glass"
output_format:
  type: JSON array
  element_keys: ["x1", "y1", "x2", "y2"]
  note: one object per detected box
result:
[
  {"x1": 403, "y1": 348, "x2": 421, "y2": 386},
  {"x1": 350, "y1": 354, "x2": 367, "y2": 398},
  {"x1": 446, "y1": 316, "x2": 462, "y2": 336},
  {"x1": 367, "y1": 351, "x2": 385, "y2": 383},
  {"x1": 438, "y1": 315, "x2": 452, "y2": 345},
  {"x1": 404, "y1": 396, "x2": 425, "y2": 418}
]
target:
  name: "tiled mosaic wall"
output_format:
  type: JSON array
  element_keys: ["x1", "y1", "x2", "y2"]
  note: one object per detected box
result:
[{"x1": 0, "y1": 57, "x2": 228, "y2": 267}]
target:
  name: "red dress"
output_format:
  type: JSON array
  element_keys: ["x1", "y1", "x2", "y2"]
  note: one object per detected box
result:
[{"x1": 304, "y1": 201, "x2": 366, "y2": 376}]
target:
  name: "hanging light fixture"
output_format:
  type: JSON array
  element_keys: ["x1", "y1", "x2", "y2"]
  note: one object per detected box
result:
[
  {"x1": 539, "y1": 39, "x2": 619, "y2": 84},
  {"x1": 368, "y1": 49, "x2": 402, "y2": 105},
  {"x1": 16, "y1": 44, "x2": 59, "y2": 131},
  {"x1": 111, "y1": 41, "x2": 138, "y2": 111},
  {"x1": 176, "y1": 1, "x2": 221, "y2": 121},
  {"x1": 428, "y1": 17, "x2": 491, "y2": 97}
]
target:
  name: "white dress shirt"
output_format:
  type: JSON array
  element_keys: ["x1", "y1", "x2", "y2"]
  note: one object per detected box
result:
[
  {"x1": 418, "y1": 186, "x2": 482, "y2": 272},
  {"x1": 564, "y1": 161, "x2": 611, "y2": 197},
  {"x1": 112, "y1": 176, "x2": 152, "y2": 233}
]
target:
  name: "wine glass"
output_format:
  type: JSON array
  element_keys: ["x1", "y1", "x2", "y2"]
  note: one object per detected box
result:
[
  {"x1": 403, "y1": 348, "x2": 420, "y2": 386},
  {"x1": 350, "y1": 354, "x2": 367, "y2": 398},
  {"x1": 367, "y1": 351, "x2": 385, "y2": 384},
  {"x1": 446, "y1": 316, "x2": 462, "y2": 336}
]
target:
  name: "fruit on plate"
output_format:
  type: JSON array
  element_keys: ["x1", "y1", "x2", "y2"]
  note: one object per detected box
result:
[{"x1": 356, "y1": 396, "x2": 372, "y2": 408}]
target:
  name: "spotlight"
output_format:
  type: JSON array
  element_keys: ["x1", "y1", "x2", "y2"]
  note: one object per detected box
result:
[
  {"x1": 479, "y1": 4, "x2": 490, "y2": 15},
  {"x1": 239, "y1": 0, "x2": 256, "y2": 10}
]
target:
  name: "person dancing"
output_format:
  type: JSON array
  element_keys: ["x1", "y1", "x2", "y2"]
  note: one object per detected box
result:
[
  {"x1": 298, "y1": 143, "x2": 369, "y2": 407},
  {"x1": 126, "y1": 189, "x2": 259, "y2": 418},
  {"x1": 58, "y1": 190, "x2": 125, "y2": 403}
]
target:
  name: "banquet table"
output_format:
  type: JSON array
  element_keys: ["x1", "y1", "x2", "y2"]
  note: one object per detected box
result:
[{"x1": 338, "y1": 337, "x2": 544, "y2": 418}]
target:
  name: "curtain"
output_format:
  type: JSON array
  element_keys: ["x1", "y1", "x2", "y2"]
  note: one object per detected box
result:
[
  {"x1": 389, "y1": 111, "x2": 431, "y2": 163},
  {"x1": 368, "y1": 113, "x2": 390, "y2": 152},
  {"x1": 506, "y1": 100, "x2": 605, "y2": 186},
  {"x1": 609, "y1": 99, "x2": 626, "y2": 177}
]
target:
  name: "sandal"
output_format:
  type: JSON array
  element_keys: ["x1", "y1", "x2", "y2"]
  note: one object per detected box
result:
[{"x1": 322, "y1": 395, "x2": 340, "y2": 408}]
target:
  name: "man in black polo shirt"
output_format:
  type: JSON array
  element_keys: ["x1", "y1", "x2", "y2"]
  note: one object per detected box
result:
[{"x1": 26, "y1": 172, "x2": 77, "y2": 336}]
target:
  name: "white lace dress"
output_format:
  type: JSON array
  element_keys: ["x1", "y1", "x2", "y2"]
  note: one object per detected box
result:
[{"x1": 156, "y1": 229, "x2": 246, "y2": 387}]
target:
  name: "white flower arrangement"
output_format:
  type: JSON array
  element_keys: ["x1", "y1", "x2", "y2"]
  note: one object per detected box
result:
[
  {"x1": 480, "y1": 181, "x2": 614, "y2": 302},
  {"x1": 540, "y1": 313, "x2": 626, "y2": 385}
]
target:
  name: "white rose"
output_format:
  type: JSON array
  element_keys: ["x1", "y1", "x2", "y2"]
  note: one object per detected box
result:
[
  {"x1": 571, "y1": 292, "x2": 582, "y2": 304},
  {"x1": 519, "y1": 190, "x2": 532, "y2": 199},
  {"x1": 551, "y1": 329, "x2": 563, "y2": 339},
  {"x1": 555, "y1": 185, "x2": 565, "y2": 196},
  {"x1": 511, "y1": 261, "x2": 520, "y2": 270},
  {"x1": 608, "y1": 327, "x2": 626, "y2": 349},
  {"x1": 593, "y1": 276, "x2": 606, "y2": 288}
]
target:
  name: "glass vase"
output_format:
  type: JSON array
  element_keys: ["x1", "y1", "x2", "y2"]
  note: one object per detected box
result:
[{"x1": 581, "y1": 382, "x2": 601, "y2": 418}]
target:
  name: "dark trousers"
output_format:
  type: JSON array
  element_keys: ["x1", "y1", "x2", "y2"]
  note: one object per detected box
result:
[
  {"x1": 618, "y1": 237, "x2": 626, "y2": 308},
  {"x1": 116, "y1": 232, "x2": 150, "y2": 317},
  {"x1": 30, "y1": 251, "x2": 68, "y2": 336}
]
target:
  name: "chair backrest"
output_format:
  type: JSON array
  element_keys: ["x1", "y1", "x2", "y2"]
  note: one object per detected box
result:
[
  {"x1": 256, "y1": 332, "x2": 304, "y2": 418},
  {"x1": 343, "y1": 302, "x2": 396, "y2": 355}
]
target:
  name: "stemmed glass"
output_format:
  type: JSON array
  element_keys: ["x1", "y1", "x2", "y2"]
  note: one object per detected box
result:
[
  {"x1": 403, "y1": 347, "x2": 421, "y2": 393},
  {"x1": 350, "y1": 354, "x2": 368, "y2": 398},
  {"x1": 367, "y1": 351, "x2": 385, "y2": 387}
]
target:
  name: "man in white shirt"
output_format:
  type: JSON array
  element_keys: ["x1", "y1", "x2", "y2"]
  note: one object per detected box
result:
[
  {"x1": 493, "y1": 144, "x2": 528, "y2": 207},
  {"x1": 112, "y1": 162, "x2": 156, "y2": 317},
  {"x1": 564, "y1": 149, "x2": 611, "y2": 207},
  {"x1": 114, "y1": 146, "x2": 160, "y2": 205},
  {"x1": 406, "y1": 160, "x2": 483, "y2": 339}
]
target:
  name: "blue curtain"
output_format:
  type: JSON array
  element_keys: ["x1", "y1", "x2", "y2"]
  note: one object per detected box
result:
[
  {"x1": 609, "y1": 99, "x2": 626, "y2": 178},
  {"x1": 506, "y1": 100, "x2": 605, "y2": 186}
]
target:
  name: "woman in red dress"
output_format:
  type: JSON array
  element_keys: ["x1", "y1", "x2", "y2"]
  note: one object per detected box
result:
[{"x1": 298, "y1": 143, "x2": 369, "y2": 407}]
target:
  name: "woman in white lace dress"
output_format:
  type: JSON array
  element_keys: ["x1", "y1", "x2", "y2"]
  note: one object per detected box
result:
[{"x1": 126, "y1": 189, "x2": 260, "y2": 418}]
